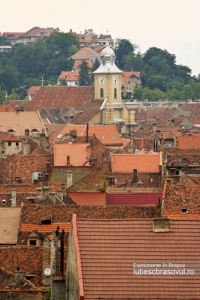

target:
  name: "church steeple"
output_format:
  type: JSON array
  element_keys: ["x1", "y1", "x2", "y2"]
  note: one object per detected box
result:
[{"x1": 93, "y1": 43, "x2": 135, "y2": 129}]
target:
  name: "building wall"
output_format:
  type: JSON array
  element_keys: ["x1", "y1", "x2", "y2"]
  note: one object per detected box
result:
[
  {"x1": 0, "y1": 291, "x2": 46, "y2": 300},
  {"x1": 66, "y1": 224, "x2": 80, "y2": 300},
  {"x1": 52, "y1": 277, "x2": 66, "y2": 300},
  {"x1": 2, "y1": 141, "x2": 22, "y2": 155}
]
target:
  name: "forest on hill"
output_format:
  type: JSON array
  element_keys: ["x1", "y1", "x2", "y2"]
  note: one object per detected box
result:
[{"x1": 0, "y1": 31, "x2": 199, "y2": 102}]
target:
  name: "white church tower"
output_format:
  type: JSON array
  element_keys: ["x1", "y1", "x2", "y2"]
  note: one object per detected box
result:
[{"x1": 93, "y1": 42, "x2": 135, "y2": 129}]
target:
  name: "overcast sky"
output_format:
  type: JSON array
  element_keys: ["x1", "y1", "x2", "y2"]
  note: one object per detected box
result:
[{"x1": 1, "y1": 0, "x2": 200, "y2": 76}]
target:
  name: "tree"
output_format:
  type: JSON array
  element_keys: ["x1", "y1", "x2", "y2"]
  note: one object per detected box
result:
[
  {"x1": 122, "y1": 52, "x2": 143, "y2": 71},
  {"x1": 91, "y1": 58, "x2": 100, "y2": 83},
  {"x1": 115, "y1": 39, "x2": 136, "y2": 69},
  {"x1": 8, "y1": 88, "x2": 19, "y2": 100},
  {"x1": 133, "y1": 87, "x2": 143, "y2": 100},
  {"x1": 0, "y1": 66, "x2": 20, "y2": 94},
  {"x1": 79, "y1": 61, "x2": 92, "y2": 86},
  {"x1": 0, "y1": 88, "x2": 7, "y2": 104}
]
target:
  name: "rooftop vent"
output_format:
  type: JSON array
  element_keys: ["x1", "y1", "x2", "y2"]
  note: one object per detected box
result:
[{"x1": 153, "y1": 218, "x2": 170, "y2": 233}]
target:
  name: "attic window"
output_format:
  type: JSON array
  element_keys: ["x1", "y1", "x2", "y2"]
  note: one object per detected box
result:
[
  {"x1": 153, "y1": 218, "x2": 170, "y2": 232},
  {"x1": 29, "y1": 240, "x2": 37, "y2": 246},
  {"x1": 8, "y1": 129, "x2": 14, "y2": 132},
  {"x1": 100, "y1": 136, "x2": 105, "y2": 140},
  {"x1": 41, "y1": 219, "x2": 52, "y2": 225},
  {"x1": 31, "y1": 129, "x2": 39, "y2": 132},
  {"x1": 181, "y1": 208, "x2": 188, "y2": 213}
]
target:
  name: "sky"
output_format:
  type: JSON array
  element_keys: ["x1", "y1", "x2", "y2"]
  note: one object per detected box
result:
[{"x1": 1, "y1": 0, "x2": 200, "y2": 76}]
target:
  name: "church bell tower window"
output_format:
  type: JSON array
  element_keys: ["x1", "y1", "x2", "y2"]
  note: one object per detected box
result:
[
  {"x1": 114, "y1": 88, "x2": 117, "y2": 99},
  {"x1": 100, "y1": 88, "x2": 104, "y2": 98}
]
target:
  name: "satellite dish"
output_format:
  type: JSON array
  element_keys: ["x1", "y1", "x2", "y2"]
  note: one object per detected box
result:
[{"x1": 44, "y1": 268, "x2": 51, "y2": 276}]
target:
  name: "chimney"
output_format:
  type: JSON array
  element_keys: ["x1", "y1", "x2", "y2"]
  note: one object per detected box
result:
[
  {"x1": 25, "y1": 129, "x2": 29, "y2": 138},
  {"x1": 67, "y1": 171, "x2": 72, "y2": 188},
  {"x1": 153, "y1": 218, "x2": 170, "y2": 232},
  {"x1": 158, "y1": 100, "x2": 162, "y2": 108},
  {"x1": 11, "y1": 188, "x2": 16, "y2": 207},
  {"x1": 14, "y1": 267, "x2": 23, "y2": 284},
  {"x1": 67, "y1": 156, "x2": 70, "y2": 166},
  {"x1": 132, "y1": 169, "x2": 137, "y2": 183},
  {"x1": 153, "y1": 123, "x2": 157, "y2": 133}
]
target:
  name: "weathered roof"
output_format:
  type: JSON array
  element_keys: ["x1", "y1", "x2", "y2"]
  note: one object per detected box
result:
[
  {"x1": 0, "y1": 208, "x2": 21, "y2": 244},
  {"x1": 0, "y1": 267, "x2": 36, "y2": 291},
  {"x1": 0, "y1": 111, "x2": 43, "y2": 136},
  {"x1": 75, "y1": 216, "x2": 200, "y2": 300},
  {"x1": 21, "y1": 222, "x2": 70, "y2": 233},
  {"x1": 25, "y1": 86, "x2": 94, "y2": 111},
  {"x1": 69, "y1": 47, "x2": 99, "y2": 60}
]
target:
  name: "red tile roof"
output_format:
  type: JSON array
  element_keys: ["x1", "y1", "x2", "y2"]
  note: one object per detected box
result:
[
  {"x1": 58, "y1": 71, "x2": 79, "y2": 81},
  {"x1": 107, "y1": 192, "x2": 162, "y2": 206},
  {"x1": 0, "y1": 105, "x2": 15, "y2": 112},
  {"x1": 67, "y1": 192, "x2": 106, "y2": 205},
  {"x1": 0, "y1": 267, "x2": 36, "y2": 290},
  {"x1": 25, "y1": 86, "x2": 94, "y2": 111},
  {"x1": 111, "y1": 153, "x2": 160, "y2": 173},
  {"x1": 177, "y1": 134, "x2": 200, "y2": 148},
  {"x1": 73, "y1": 60, "x2": 93, "y2": 70},
  {"x1": 69, "y1": 47, "x2": 99, "y2": 60},
  {"x1": 0, "y1": 208, "x2": 21, "y2": 244},
  {"x1": 59, "y1": 124, "x2": 122, "y2": 146},
  {"x1": 0, "y1": 111, "x2": 43, "y2": 136},
  {"x1": 54, "y1": 143, "x2": 90, "y2": 166},
  {"x1": 74, "y1": 217, "x2": 200, "y2": 300},
  {"x1": 21, "y1": 222, "x2": 70, "y2": 233}
]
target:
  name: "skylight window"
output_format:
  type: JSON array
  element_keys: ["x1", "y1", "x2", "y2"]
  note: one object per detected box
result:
[
  {"x1": 100, "y1": 136, "x2": 105, "y2": 140},
  {"x1": 112, "y1": 136, "x2": 116, "y2": 140}
]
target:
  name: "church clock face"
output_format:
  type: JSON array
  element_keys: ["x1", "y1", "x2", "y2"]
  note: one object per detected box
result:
[
  {"x1": 99, "y1": 76, "x2": 105, "y2": 85},
  {"x1": 112, "y1": 75, "x2": 118, "y2": 85}
]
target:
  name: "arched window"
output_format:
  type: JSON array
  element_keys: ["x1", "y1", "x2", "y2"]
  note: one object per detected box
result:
[
  {"x1": 100, "y1": 88, "x2": 104, "y2": 98},
  {"x1": 114, "y1": 88, "x2": 117, "y2": 99}
]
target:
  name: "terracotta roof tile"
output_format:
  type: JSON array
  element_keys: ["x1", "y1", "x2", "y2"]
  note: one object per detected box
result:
[
  {"x1": 0, "y1": 208, "x2": 21, "y2": 244},
  {"x1": 177, "y1": 133, "x2": 200, "y2": 148},
  {"x1": 0, "y1": 105, "x2": 15, "y2": 112},
  {"x1": 73, "y1": 60, "x2": 93, "y2": 70},
  {"x1": 59, "y1": 124, "x2": 122, "y2": 146},
  {"x1": 58, "y1": 71, "x2": 79, "y2": 81},
  {"x1": 25, "y1": 86, "x2": 94, "y2": 111},
  {"x1": 74, "y1": 217, "x2": 200, "y2": 300},
  {"x1": 0, "y1": 267, "x2": 36, "y2": 290},
  {"x1": 71, "y1": 110, "x2": 100, "y2": 125},
  {"x1": 69, "y1": 47, "x2": 99, "y2": 60},
  {"x1": 21, "y1": 222, "x2": 70, "y2": 233},
  {"x1": 111, "y1": 153, "x2": 160, "y2": 173},
  {"x1": 0, "y1": 111, "x2": 43, "y2": 136},
  {"x1": 67, "y1": 192, "x2": 106, "y2": 205},
  {"x1": 54, "y1": 143, "x2": 90, "y2": 166}
]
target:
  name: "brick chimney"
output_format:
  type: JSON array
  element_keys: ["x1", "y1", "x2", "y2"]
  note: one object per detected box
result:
[
  {"x1": 67, "y1": 171, "x2": 72, "y2": 188},
  {"x1": 67, "y1": 156, "x2": 70, "y2": 166},
  {"x1": 132, "y1": 169, "x2": 137, "y2": 183},
  {"x1": 11, "y1": 188, "x2": 16, "y2": 207}
]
